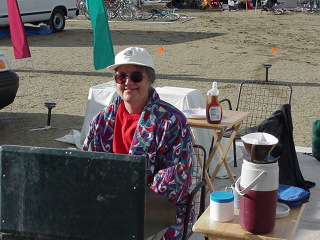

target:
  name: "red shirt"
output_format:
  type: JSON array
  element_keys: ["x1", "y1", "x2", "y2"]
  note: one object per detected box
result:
[{"x1": 113, "y1": 101, "x2": 141, "y2": 154}]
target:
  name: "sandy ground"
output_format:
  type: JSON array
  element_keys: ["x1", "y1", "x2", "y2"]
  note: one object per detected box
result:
[{"x1": 0, "y1": 7, "x2": 319, "y2": 149}]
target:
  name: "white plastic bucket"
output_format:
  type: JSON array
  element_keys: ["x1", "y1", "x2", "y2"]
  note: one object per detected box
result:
[{"x1": 210, "y1": 191, "x2": 234, "y2": 222}]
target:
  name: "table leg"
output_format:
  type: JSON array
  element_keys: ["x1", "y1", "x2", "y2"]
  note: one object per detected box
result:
[
  {"x1": 209, "y1": 123, "x2": 242, "y2": 186},
  {"x1": 205, "y1": 129, "x2": 225, "y2": 170},
  {"x1": 191, "y1": 135, "x2": 215, "y2": 192}
]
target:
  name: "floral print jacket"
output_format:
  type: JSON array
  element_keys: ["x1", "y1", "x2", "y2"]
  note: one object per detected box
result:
[{"x1": 83, "y1": 88, "x2": 194, "y2": 240}]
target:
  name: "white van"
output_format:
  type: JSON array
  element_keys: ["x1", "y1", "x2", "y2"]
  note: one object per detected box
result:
[{"x1": 0, "y1": 0, "x2": 78, "y2": 32}]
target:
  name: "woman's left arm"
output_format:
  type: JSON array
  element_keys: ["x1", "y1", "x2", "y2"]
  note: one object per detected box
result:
[{"x1": 150, "y1": 121, "x2": 193, "y2": 205}]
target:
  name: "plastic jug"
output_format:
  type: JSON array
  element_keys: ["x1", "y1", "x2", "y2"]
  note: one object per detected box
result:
[{"x1": 235, "y1": 158, "x2": 279, "y2": 234}]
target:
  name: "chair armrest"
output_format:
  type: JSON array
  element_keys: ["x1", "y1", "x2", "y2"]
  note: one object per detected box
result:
[
  {"x1": 183, "y1": 181, "x2": 206, "y2": 240},
  {"x1": 186, "y1": 181, "x2": 206, "y2": 219},
  {"x1": 189, "y1": 181, "x2": 205, "y2": 200},
  {"x1": 219, "y1": 98, "x2": 232, "y2": 110}
]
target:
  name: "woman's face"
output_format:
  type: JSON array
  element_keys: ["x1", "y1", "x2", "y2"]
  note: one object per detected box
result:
[{"x1": 115, "y1": 64, "x2": 152, "y2": 110}]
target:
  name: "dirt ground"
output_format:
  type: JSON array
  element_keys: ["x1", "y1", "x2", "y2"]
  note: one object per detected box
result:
[{"x1": 1, "y1": 7, "x2": 319, "y2": 149}]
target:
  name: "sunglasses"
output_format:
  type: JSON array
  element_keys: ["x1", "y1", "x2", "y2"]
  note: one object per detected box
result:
[{"x1": 114, "y1": 71, "x2": 146, "y2": 84}]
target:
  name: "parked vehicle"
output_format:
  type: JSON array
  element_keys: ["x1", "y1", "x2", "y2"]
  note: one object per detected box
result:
[
  {"x1": 0, "y1": 51, "x2": 19, "y2": 110},
  {"x1": 0, "y1": 0, "x2": 77, "y2": 32}
]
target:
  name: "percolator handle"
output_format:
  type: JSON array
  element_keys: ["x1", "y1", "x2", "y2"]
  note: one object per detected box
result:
[{"x1": 235, "y1": 171, "x2": 267, "y2": 196}]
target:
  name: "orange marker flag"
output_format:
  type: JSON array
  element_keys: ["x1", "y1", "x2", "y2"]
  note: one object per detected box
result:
[
  {"x1": 271, "y1": 48, "x2": 277, "y2": 54},
  {"x1": 157, "y1": 47, "x2": 164, "y2": 54}
]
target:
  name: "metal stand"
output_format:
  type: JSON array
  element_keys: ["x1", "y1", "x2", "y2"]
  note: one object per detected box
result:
[
  {"x1": 30, "y1": 101, "x2": 56, "y2": 131},
  {"x1": 262, "y1": 63, "x2": 272, "y2": 82},
  {"x1": 44, "y1": 101, "x2": 56, "y2": 126}
]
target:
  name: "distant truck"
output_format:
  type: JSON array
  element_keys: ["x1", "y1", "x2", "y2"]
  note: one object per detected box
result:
[{"x1": 0, "y1": 0, "x2": 78, "y2": 32}]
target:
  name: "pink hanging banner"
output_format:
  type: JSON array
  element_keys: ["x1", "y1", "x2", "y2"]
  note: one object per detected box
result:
[{"x1": 7, "y1": 0, "x2": 31, "y2": 59}]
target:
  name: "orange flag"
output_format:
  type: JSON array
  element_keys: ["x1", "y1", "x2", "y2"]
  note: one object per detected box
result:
[
  {"x1": 271, "y1": 48, "x2": 277, "y2": 54},
  {"x1": 157, "y1": 47, "x2": 164, "y2": 54}
]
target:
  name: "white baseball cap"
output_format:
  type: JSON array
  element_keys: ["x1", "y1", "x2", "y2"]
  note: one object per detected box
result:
[{"x1": 107, "y1": 47, "x2": 154, "y2": 70}]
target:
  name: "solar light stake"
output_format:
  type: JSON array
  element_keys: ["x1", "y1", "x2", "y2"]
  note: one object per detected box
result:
[
  {"x1": 263, "y1": 63, "x2": 272, "y2": 82},
  {"x1": 44, "y1": 101, "x2": 56, "y2": 126}
]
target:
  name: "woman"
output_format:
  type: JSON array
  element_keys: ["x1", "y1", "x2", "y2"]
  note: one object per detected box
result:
[{"x1": 83, "y1": 47, "x2": 194, "y2": 240}]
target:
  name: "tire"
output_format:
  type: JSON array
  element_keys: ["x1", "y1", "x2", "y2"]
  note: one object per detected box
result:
[
  {"x1": 273, "y1": 3, "x2": 284, "y2": 14},
  {"x1": 107, "y1": 8, "x2": 118, "y2": 19},
  {"x1": 106, "y1": 3, "x2": 118, "y2": 19},
  {"x1": 297, "y1": 0, "x2": 310, "y2": 7},
  {"x1": 137, "y1": 11, "x2": 154, "y2": 20},
  {"x1": 134, "y1": 7, "x2": 154, "y2": 20},
  {"x1": 130, "y1": 5, "x2": 139, "y2": 19},
  {"x1": 119, "y1": 7, "x2": 134, "y2": 21},
  {"x1": 49, "y1": 8, "x2": 65, "y2": 33},
  {"x1": 163, "y1": 13, "x2": 180, "y2": 21},
  {"x1": 83, "y1": 5, "x2": 90, "y2": 20}
]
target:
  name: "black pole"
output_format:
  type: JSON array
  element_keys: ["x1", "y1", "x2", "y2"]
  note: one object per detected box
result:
[
  {"x1": 44, "y1": 101, "x2": 56, "y2": 126},
  {"x1": 47, "y1": 108, "x2": 52, "y2": 126},
  {"x1": 262, "y1": 63, "x2": 272, "y2": 82}
]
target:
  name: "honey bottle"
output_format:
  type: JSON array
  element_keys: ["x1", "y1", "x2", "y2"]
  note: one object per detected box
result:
[{"x1": 206, "y1": 82, "x2": 222, "y2": 124}]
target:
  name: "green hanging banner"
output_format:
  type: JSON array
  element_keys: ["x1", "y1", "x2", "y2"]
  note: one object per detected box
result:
[{"x1": 86, "y1": 0, "x2": 115, "y2": 70}]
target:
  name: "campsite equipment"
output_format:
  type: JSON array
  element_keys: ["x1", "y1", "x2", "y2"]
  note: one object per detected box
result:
[
  {"x1": 256, "y1": 104, "x2": 315, "y2": 189},
  {"x1": 0, "y1": 145, "x2": 176, "y2": 239},
  {"x1": 227, "y1": 0, "x2": 239, "y2": 10},
  {"x1": 206, "y1": 82, "x2": 222, "y2": 124},
  {"x1": 29, "y1": 101, "x2": 56, "y2": 131},
  {"x1": 241, "y1": 132, "x2": 278, "y2": 163},
  {"x1": 45, "y1": 101, "x2": 56, "y2": 127},
  {"x1": 221, "y1": 4, "x2": 229, "y2": 10},
  {"x1": 149, "y1": 8, "x2": 180, "y2": 21},
  {"x1": 275, "y1": 202, "x2": 290, "y2": 218},
  {"x1": 262, "y1": 63, "x2": 272, "y2": 82},
  {"x1": 225, "y1": 183, "x2": 240, "y2": 209},
  {"x1": 235, "y1": 160, "x2": 279, "y2": 233},
  {"x1": 210, "y1": 191, "x2": 234, "y2": 222},
  {"x1": 278, "y1": 184, "x2": 310, "y2": 207},
  {"x1": 219, "y1": 80, "x2": 292, "y2": 167},
  {"x1": 235, "y1": 132, "x2": 279, "y2": 233},
  {"x1": 312, "y1": 120, "x2": 320, "y2": 160}
]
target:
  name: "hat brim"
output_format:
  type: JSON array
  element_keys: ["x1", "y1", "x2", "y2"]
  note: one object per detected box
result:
[{"x1": 107, "y1": 62, "x2": 154, "y2": 71}]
